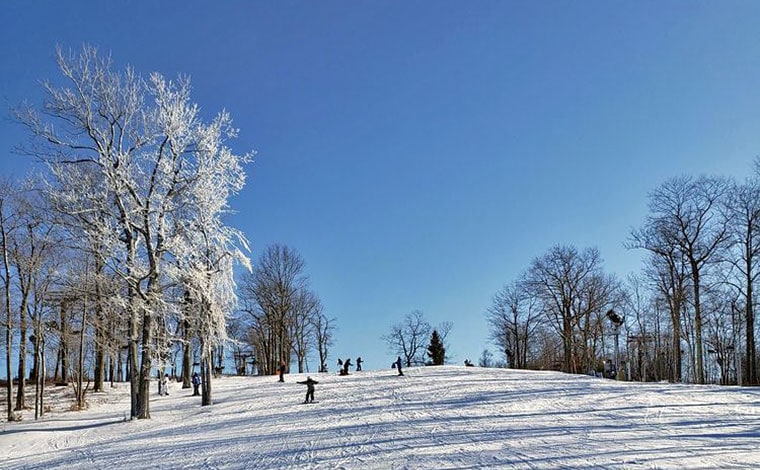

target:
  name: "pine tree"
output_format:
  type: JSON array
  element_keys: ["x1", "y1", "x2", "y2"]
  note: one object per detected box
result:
[{"x1": 427, "y1": 329, "x2": 445, "y2": 365}]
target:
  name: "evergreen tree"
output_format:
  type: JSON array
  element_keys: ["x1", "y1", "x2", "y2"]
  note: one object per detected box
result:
[{"x1": 427, "y1": 329, "x2": 445, "y2": 365}]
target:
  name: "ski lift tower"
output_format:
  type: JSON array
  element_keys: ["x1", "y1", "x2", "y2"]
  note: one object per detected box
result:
[{"x1": 606, "y1": 309, "x2": 625, "y2": 379}]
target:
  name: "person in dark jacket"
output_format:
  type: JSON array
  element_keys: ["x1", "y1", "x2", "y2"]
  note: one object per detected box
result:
[
  {"x1": 395, "y1": 356, "x2": 403, "y2": 376},
  {"x1": 297, "y1": 376, "x2": 319, "y2": 403},
  {"x1": 191, "y1": 372, "x2": 201, "y2": 396},
  {"x1": 342, "y1": 358, "x2": 352, "y2": 376},
  {"x1": 279, "y1": 361, "x2": 287, "y2": 382},
  {"x1": 356, "y1": 357, "x2": 363, "y2": 372}
]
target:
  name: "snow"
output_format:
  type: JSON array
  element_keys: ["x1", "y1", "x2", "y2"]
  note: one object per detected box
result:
[{"x1": 2, "y1": 366, "x2": 759, "y2": 469}]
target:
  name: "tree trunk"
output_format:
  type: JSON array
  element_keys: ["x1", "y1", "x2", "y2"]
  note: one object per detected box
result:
[
  {"x1": 746, "y1": 254, "x2": 757, "y2": 385},
  {"x1": 93, "y1": 259, "x2": 105, "y2": 392},
  {"x1": 182, "y1": 320, "x2": 192, "y2": 388},
  {"x1": 76, "y1": 301, "x2": 87, "y2": 409},
  {"x1": 14, "y1": 305, "x2": 27, "y2": 411},
  {"x1": 136, "y1": 308, "x2": 152, "y2": 419},
  {"x1": 128, "y1": 308, "x2": 140, "y2": 418},
  {"x1": 59, "y1": 303, "x2": 69, "y2": 383},
  {"x1": 691, "y1": 265, "x2": 705, "y2": 384},
  {"x1": 201, "y1": 343, "x2": 212, "y2": 406}
]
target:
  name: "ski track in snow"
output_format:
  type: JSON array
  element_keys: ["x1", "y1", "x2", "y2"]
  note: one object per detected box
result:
[{"x1": 2, "y1": 366, "x2": 760, "y2": 469}]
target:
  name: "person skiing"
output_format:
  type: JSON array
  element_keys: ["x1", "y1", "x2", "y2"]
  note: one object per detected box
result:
[
  {"x1": 341, "y1": 358, "x2": 352, "y2": 376},
  {"x1": 160, "y1": 374, "x2": 169, "y2": 396},
  {"x1": 297, "y1": 376, "x2": 319, "y2": 403},
  {"x1": 356, "y1": 356, "x2": 363, "y2": 372},
  {"x1": 279, "y1": 361, "x2": 287, "y2": 382},
  {"x1": 395, "y1": 356, "x2": 404, "y2": 376},
  {"x1": 191, "y1": 372, "x2": 201, "y2": 396}
]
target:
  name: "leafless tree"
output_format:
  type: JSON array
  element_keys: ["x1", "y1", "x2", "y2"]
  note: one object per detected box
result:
[
  {"x1": 383, "y1": 310, "x2": 432, "y2": 367},
  {"x1": 312, "y1": 310, "x2": 335, "y2": 373},
  {"x1": 240, "y1": 245, "x2": 310, "y2": 375},
  {"x1": 723, "y1": 175, "x2": 760, "y2": 385},
  {"x1": 524, "y1": 245, "x2": 621, "y2": 374},
  {"x1": 487, "y1": 279, "x2": 543, "y2": 369},
  {"x1": 0, "y1": 180, "x2": 21, "y2": 421},
  {"x1": 631, "y1": 176, "x2": 731, "y2": 384}
]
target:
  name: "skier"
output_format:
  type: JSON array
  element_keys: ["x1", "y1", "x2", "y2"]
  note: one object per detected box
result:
[
  {"x1": 395, "y1": 356, "x2": 404, "y2": 376},
  {"x1": 191, "y1": 372, "x2": 201, "y2": 396},
  {"x1": 337, "y1": 358, "x2": 343, "y2": 373},
  {"x1": 160, "y1": 374, "x2": 169, "y2": 396},
  {"x1": 279, "y1": 361, "x2": 287, "y2": 382},
  {"x1": 341, "y1": 358, "x2": 352, "y2": 376},
  {"x1": 297, "y1": 376, "x2": 319, "y2": 403},
  {"x1": 356, "y1": 356, "x2": 363, "y2": 372}
]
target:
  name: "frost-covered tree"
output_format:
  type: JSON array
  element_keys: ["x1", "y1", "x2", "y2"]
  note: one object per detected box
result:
[{"x1": 15, "y1": 45, "x2": 251, "y2": 418}]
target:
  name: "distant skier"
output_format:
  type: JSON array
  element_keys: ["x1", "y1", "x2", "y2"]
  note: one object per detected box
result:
[
  {"x1": 297, "y1": 376, "x2": 319, "y2": 403},
  {"x1": 191, "y1": 372, "x2": 201, "y2": 396},
  {"x1": 337, "y1": 358, "x2": 343, "y2": 373},
  {"x1": 341, "y1": 358, "x2": 352, "y2": 376},
  {"x1": 160, "y1": 374, "x2": 169, "y2": 396},
  {"x1": 395, "y1": 356, "x2": 404, "y2": 376},
  {"x1": 356, "y1": 356, "x2": 363, "y2": 372},
  {"x1": 279, "y1": 361, "x2": 287, "y2": 382}
]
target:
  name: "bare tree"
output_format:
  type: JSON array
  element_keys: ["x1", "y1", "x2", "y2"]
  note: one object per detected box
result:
[
  {"x1": 487, "y1": 279, "x2": 543, "y2": 369},
  {"x1": 312, "y1": 310, "x2": 335, "y2": 373},
  {"x1": 524, "y1": 245, "x2": 620, "y2": 374},
  {"x1": 0, "y1": 180, "x2": 20, "y2": 421},
  {"x1": 6, "y1": 184, "x2": 59, "y2": 411},
  {"x1": 288, "y1": 289, "x2": 320, "y2": 373},
  {"x1": 240, "y1": 245, "x2": 309, "y2": 376},
  {"x1": 383, "y1": 310, "x2": 432, "y2": 367},
  {"x1": 631, "y1": 176, "x2": 731, "y2": 384},
  {"x1": 723, "y1": 175, "x2": 760, "y2": 385}
]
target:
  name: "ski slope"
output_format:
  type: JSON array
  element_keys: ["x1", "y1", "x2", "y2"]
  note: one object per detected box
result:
[{"x1": 2, "y1": 366, "x2": 759, "y2": 469}]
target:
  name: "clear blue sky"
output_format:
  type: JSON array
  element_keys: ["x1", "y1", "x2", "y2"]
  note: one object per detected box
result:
[{"x1": 2, "y1": 2, "x2": 760, "y2": 371}]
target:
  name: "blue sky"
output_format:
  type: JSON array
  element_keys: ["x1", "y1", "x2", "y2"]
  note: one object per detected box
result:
[{"x1": 2, "y1": 2, "x2": 760, "y2": 371}]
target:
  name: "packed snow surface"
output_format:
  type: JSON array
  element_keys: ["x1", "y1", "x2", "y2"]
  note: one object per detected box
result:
[{"x1": 2, "y1": 366, "x2": 759, "y2": 469}]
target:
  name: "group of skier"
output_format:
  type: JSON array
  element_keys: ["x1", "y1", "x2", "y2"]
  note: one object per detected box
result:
[
  {"x1": 171, "y1": 354, "x2": 405, "y2": 405},
  {"x1": 155, "y1": 371, "x2": 202, "y2": 396},
  {"x1": 337, "y1": 356, "x2": 363, "y2": 375},
  {"x1": 290, "y1": 355, "x2": 405, "y2": 403}
]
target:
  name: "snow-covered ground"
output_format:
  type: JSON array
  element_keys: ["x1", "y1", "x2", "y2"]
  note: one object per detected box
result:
[{"x1": 2, "y1": 366, "x2": 759, "y2": 469}]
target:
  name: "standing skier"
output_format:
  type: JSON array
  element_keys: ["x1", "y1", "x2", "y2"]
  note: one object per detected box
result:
[
  {"x1": 395, "y1": 356, "x2": 404, "y2": 376},
  {"x1": 356, "y1": 356, "x2": 363, "y2": 372},
  {"x1": 191, "y1": 372, "x2": 201, "y2": 396},
  {"x1": 297, "y1": 376, "x2": 319, "y2": 403},
  {"x1": 279, "y1": 361, "x2": 287, "y2": 382},
  {"x1": 342, "y1": 358, "x2": 352, "y2": 376}
]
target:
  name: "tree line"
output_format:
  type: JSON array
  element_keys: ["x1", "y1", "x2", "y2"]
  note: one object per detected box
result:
[{"x1": 486, "y1": 170, "x2": 760, "y2": 386}]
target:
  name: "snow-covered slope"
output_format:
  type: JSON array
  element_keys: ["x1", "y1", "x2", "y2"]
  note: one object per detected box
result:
[{"x1": 2, "y1": 366, "x2": 759, "y2": 469}]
